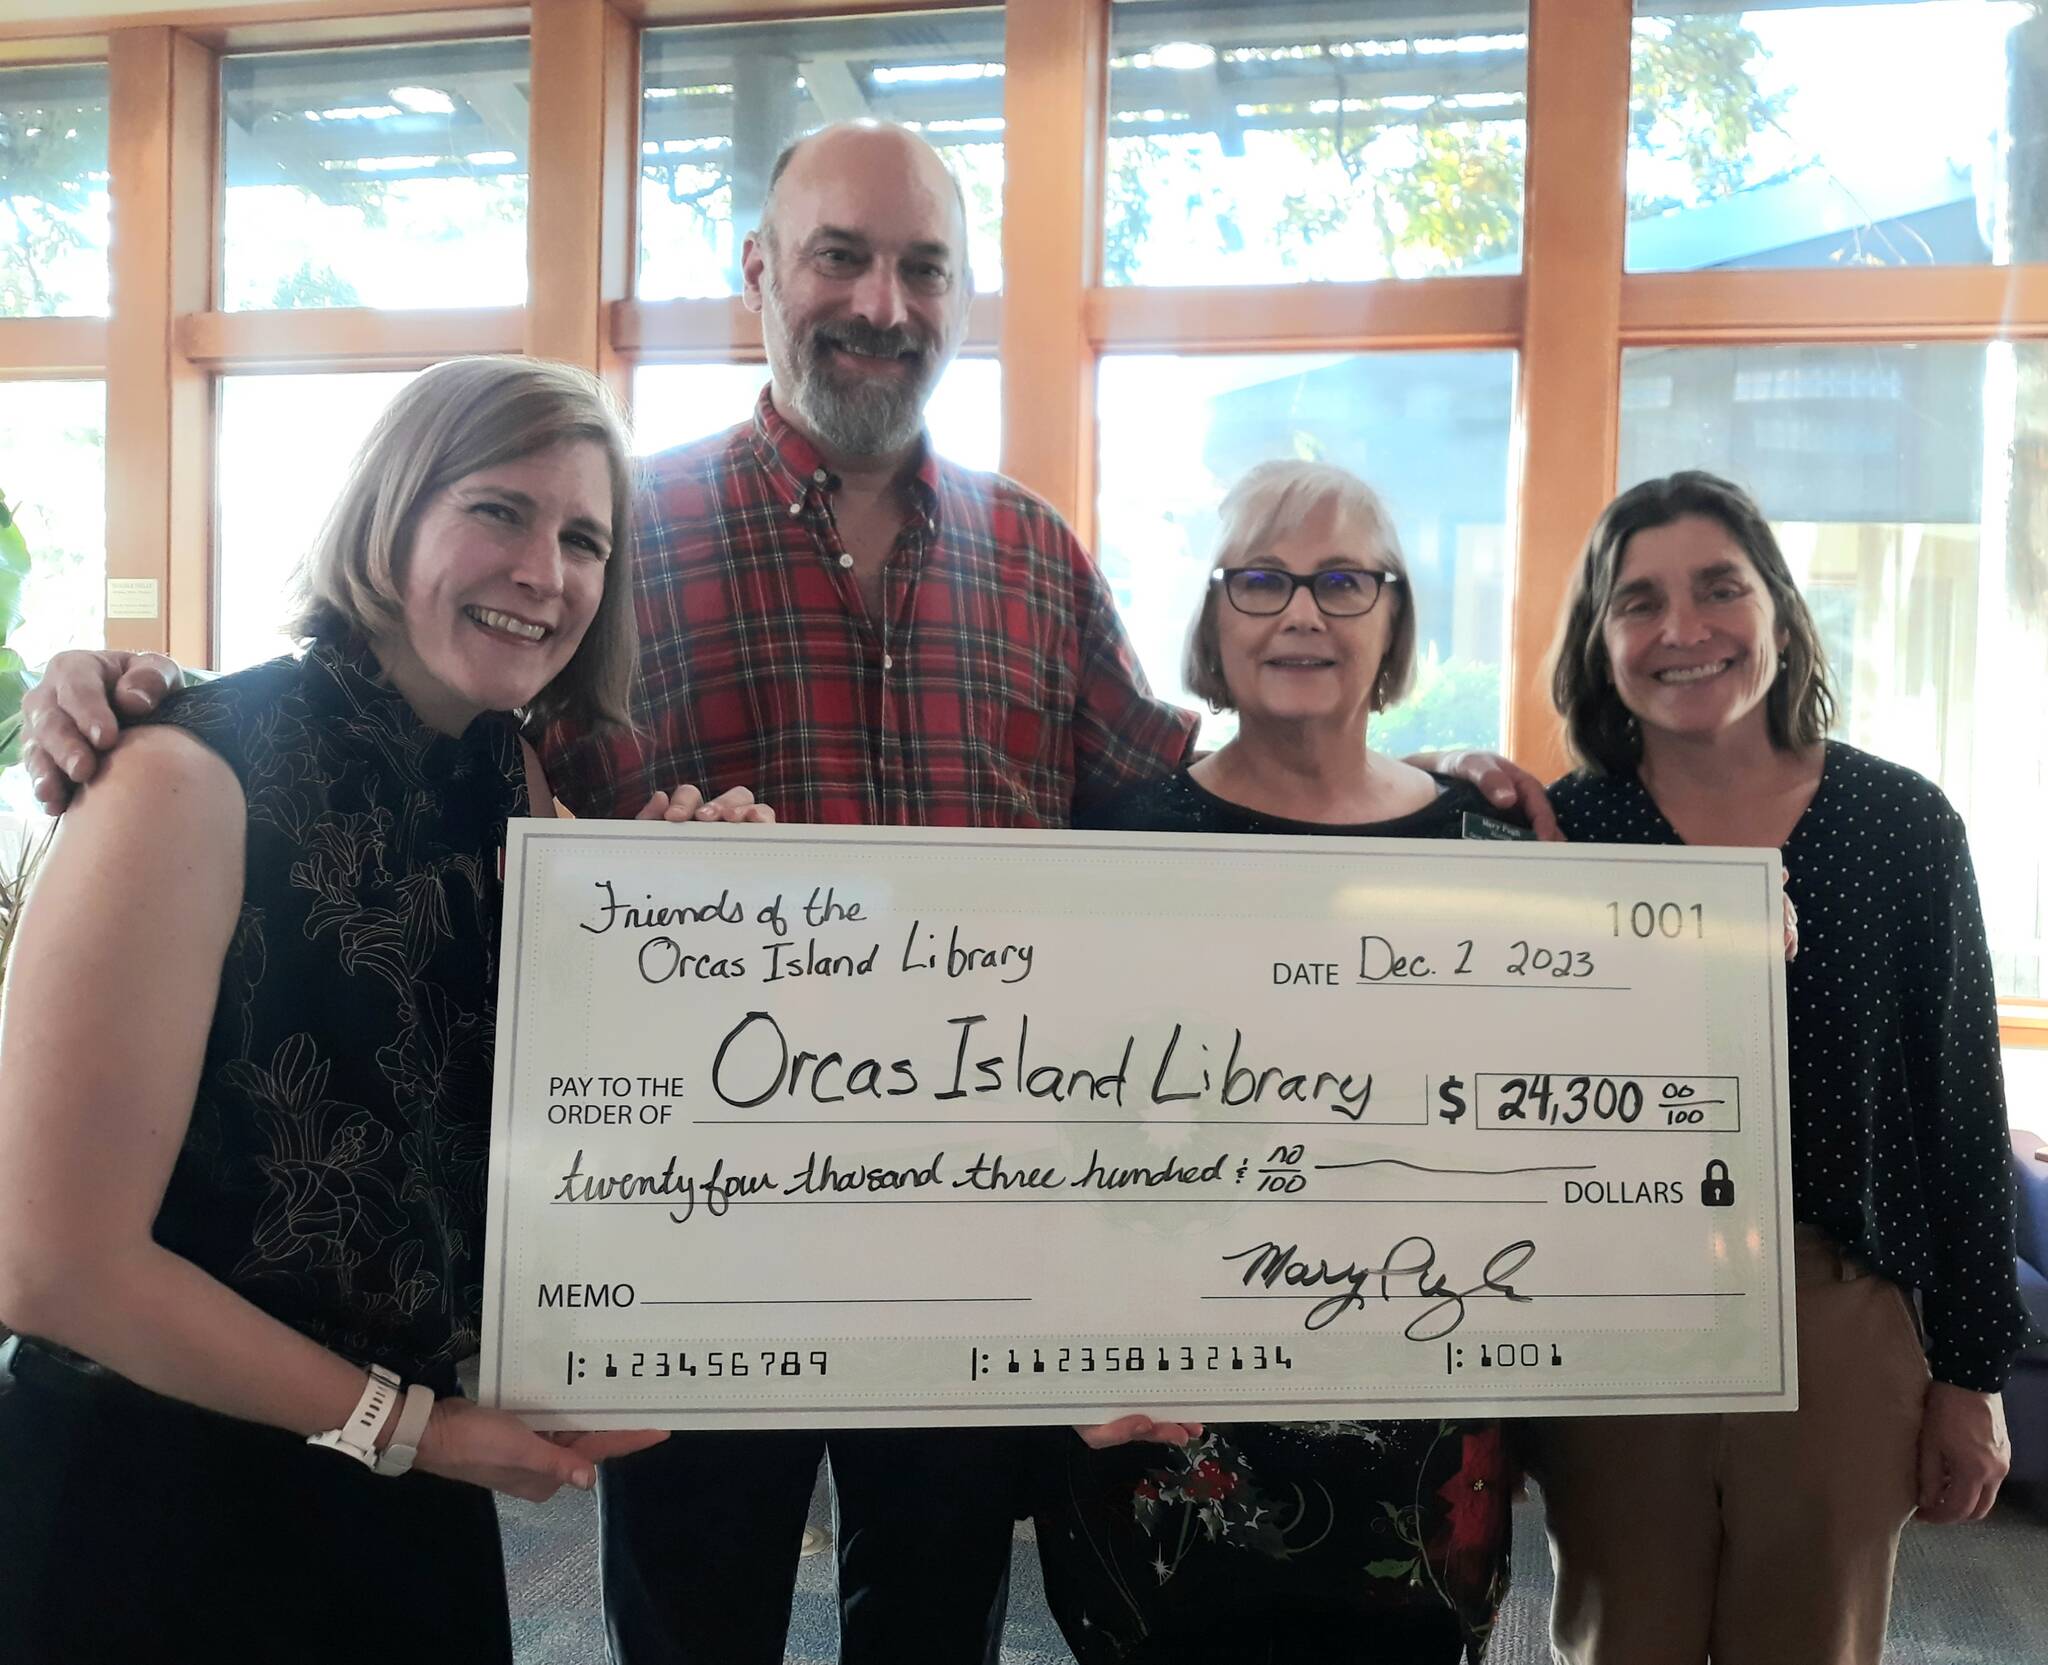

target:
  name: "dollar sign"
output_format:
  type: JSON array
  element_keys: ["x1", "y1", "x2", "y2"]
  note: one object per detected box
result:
[{"x1": 1436, "y1": 1076, "x2": 1467, "y2": 1122}]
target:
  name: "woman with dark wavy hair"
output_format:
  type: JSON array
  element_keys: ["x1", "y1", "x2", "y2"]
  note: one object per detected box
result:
[{"x1": 1525, "y1": 470, "x2": 2029, "y2": 1665}]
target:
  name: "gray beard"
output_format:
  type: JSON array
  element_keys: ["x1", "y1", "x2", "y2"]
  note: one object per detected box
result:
[
  {"x1": 763, "y1": 260, "x2": 939, "y2": 457},
  {"x1": 791, "y1": 348, "x2": 930, "y2": 457}
]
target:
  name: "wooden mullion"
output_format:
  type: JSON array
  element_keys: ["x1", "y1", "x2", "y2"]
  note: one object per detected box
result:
[
  {"x1": 613, "y1": 299, "x2": 764, "y2": 361},
  {"x1": 1, "y1": 6, "x2": 518, "y2": 48},
  {"x1": 0, "y1": 2, "x2": 976, "y2": 50},
  {"x1": 1623, "y1": 265, "x2": 2048, "y2": 344},
  {"x1": 0, "y1": 34, "x2": 109, "y2": 65},
  {"x1": 998, "y1": 0, "x2": 1104, "y2": 538},
  {"x1": 106, "y1": 27, "x2": 216, "y2": 666},
  {"x1": 2001, "y1": 1003, "x2": 2048, "y2": 1049},
  {"x1": 0, "y1": 319, "x2": 110, "y2": 377},
  {"x1": 527, "y1": 0, "x2": 637, "y2": 394},
  {"x1": 1508, "y1": 0, "x2": 1632, "y2": 778},
  {"x1": 178, "y1": 306, "x2": 525, "y2": 371},
  {"x1": 615, "y1": 294, "x2": 1002, "y2": 361},
  {"x1": 1086, "y1": 278, "x2": 1522, "y2": 355}
]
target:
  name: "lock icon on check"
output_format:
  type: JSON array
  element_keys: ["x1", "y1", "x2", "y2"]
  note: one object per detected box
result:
[{"x1": 1701, "y1": 1160, "x2": 1736, "y2": 1208}]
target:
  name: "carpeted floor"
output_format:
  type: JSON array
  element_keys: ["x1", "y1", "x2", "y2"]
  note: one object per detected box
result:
[{"x1": 500, "y1": 1476, "x2": 2048, "y2": 1663}]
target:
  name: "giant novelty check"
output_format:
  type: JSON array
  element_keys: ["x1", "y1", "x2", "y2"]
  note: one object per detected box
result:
[{"x1": 478, "y1": 822, "x2": 1796, "y2": 1428}]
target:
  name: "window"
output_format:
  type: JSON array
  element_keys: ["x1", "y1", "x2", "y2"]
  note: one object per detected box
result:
[
  {"x1": 639, "y1": 9, "x2": 1005, "y2": 301},
  {"x1": 215, "y1": 372, "x2": 416, "y2": 672},
  {"x1": 0, "y1": 63, "x2": 110, "y2": 318},
  {"x1": 1103, "y1": 0, "x2": 1528, "y2": 286},
  {"x1": 1628, "y1": 3, "x2": 2039, "y2": 271},
  {"x1": 0, "y1": 378, "x2": 105, "y2": 815},
  {"x1": 632, "y1": 358, "x2": 1002, "y2": 470},
  {"x1": 220, "y1": 41, "x2": 530, "y2": 310},
  {"x1": 1620, "y1": 341, "x2": 2048, "y2": 997},
  {"x1": 1096, "y1": 351, "x2": 1514, "y2": 749}
]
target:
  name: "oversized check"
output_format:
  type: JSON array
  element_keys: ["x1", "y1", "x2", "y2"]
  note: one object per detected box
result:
[{"x1": 479, "y1": 821, "x2": 1795, "y2": 1428}]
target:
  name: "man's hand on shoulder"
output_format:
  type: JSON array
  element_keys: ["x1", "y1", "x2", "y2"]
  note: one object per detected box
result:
[
  {"x1": 21, "y1": 649, "x2": 184, "y2": 814},
  {"x1": 1409, "y1": 748, "x2": 1563, "y2": 842}
]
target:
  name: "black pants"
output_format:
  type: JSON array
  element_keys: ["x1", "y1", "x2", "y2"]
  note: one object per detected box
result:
[
  {"x1": 0, "y1": 1337, "x2": 511, "y2": 1665},
  {"x1": 598, "y1": 1426, "x2": 1021, "y2": 1664}
]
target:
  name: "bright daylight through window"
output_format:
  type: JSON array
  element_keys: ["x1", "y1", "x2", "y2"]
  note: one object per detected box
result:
[
  {"x1": 1097, "y1": 352, "x2": 1513, "y2": 754},
  {"x1": 639, "y1": 9, "x2": 1005, "y2": 301},
  {"x1": 0, "y1": 63, "x2": 109, "y2": 317},
  {"x1": 221, "y1": 41, "x2": 531, "y2": 310}
]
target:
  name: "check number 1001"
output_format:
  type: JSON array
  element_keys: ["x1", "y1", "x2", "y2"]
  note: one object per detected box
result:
[{"x1": 1610, "y1": 900, "x2": 1704, "y2": 939}]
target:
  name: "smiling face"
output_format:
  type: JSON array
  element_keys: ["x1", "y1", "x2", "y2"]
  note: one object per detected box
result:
[
  {"x1": 1601, "y1": 513, "x2": 1789, "y2": 748},
  {"x1": 376, "y1": 439, "x2": 614, "y2": 734},
  {"x1": 1214, "y1": 499, "x2": 1399, "y2": 730},
  {"x1": 741, "y1": 125, "x2": 970, "y2": 461}
]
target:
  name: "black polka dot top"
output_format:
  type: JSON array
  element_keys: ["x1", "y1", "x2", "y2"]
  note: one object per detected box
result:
[{"x1": 1551, "y1": 740, "x2": 2031, "y2": 1392}]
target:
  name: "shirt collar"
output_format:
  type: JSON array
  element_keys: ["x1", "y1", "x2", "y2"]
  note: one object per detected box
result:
[{"x1": 748, "y1": 384, "x2": 944, "y2": 528}]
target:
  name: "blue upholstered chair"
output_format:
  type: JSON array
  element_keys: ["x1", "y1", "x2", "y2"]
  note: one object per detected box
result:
[{"x1": 2009, "y1": 1130, "x2": 2048, "y2": 1513}]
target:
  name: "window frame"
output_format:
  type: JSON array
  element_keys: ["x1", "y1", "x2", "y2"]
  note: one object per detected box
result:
[{"x1": 1, "y1": 0, "x2": 2040, "y2": 1041}]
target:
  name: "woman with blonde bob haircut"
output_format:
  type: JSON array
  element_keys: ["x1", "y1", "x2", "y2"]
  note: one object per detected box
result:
[
  {"x1": 1182, "y1": 458, "x2": 1418, "y2": 718},
  {"x1": 1037, "y1": 458, "x2": 1523, "y2": 1665},
  {"x1": 1526, "y1": 469, "x2": 2029, "y2": 1665},
  {"x1": 0, "y1": 356, "x2": 760, "y2": 1665},
  {"x1": 294, "y1": 352, "x2": 641, "y2": 733}
]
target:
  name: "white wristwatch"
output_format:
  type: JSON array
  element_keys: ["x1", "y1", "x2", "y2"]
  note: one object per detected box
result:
[
  {"x1": 374, "y1": 1382, "x2": 437, "y2": 1477},
  {"x1": 307, "y1": 1364, "x2": 402, "y2": 1467}
]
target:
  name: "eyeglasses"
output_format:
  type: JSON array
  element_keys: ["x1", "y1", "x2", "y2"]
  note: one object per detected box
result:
[{"x1": 1211, "y1": 565, "x2": 1400, "y2": 618}]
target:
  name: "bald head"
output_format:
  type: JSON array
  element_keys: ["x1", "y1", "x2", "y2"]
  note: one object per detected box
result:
[
  {"x1": 760, "y1": 121, "x2": 971, "y2": 271},
  {"x1": 741, "y1": 120, "x2": 974, "y2": 465}
]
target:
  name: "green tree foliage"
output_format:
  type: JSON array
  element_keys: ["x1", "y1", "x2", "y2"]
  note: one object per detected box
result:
[
  {"x1": 1371, "y1": 652, "x2": 1504, "y2": 758},
  {"x1": 0, "y1": 91, "x2": 107, "y2": 315},
  {"x1": 268, "y1": 260, "x2": 364, "y2": 309},
  {"x1": 1629, "y1": 15, "x2": 1792, "y2": 217},
  {"x1": 1105, "y1": 137, "x2": 1167, "y2": 285},
  {"x1": 1279, "y1": 104, "x2": 1522, "y2": 274},
  {"x1": 1260, "y1": 16, "x2": 1783, "y2": 273}
]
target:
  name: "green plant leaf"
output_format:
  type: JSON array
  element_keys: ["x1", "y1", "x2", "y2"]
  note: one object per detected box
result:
[
  {"x1": 1365, "y1": 1558, "x2": 1417, "y2": 1579},
  {"x1": 0, "y1": 489, "x2": 28, "y2": 640}
]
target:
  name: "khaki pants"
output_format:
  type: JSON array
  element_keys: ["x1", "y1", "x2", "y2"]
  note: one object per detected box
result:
[{"x1": 1522, "y1": 1227, "x2": 1928, "y2": 1665}]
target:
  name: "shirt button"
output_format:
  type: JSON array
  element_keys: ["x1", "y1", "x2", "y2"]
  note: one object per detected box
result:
[
  {"x1": 882, "y1": 653, "x2": 894, "y2": 670},
  {"x1": 812, "y1": 468, "x2": 829, "y2": 484},
  {"x1": 839, "y1": 553, "x2": 854, "y2": 569},
  {"x1": 788, "y1": 500, "x2": 804, "y2": 517}
]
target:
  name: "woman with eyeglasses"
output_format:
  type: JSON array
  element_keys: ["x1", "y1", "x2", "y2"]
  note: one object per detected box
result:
[{"x1": 1034, "y1": 459, "x2": 1520, "y2": 1665}]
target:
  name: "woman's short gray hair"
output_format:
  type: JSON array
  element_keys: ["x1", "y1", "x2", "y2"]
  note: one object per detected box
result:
[
  {"x1": 1183, "y1": 459, "x2": 1416, "y2": 714},
  {"x1": 291, "y1": 355, "x2": 639, "y2": 732}
]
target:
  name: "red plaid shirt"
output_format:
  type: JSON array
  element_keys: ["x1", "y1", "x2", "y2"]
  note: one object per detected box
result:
[{"x1": 541, "y1": 389, "x2": 1196, "y2": 826}]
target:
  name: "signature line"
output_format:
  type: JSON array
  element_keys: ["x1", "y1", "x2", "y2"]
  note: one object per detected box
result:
[
  {"x1": 1313, "y1": 1158, "x2": 1597, "y2": 1177},
  {"x1": 1201, "y1": 1291, "x2": 1747, "y2": 1302},
  {"x1": 639, "y1": 1296, "x2": 1032, "y2": 1306}
]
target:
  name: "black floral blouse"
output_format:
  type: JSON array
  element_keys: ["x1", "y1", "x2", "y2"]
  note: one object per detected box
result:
[
  {"x1": 141, "y1": 639, "x2": 527, "y2": 1391},
  {"x1": 1033, "y1": 769, "x2": 1521, "y2": 1664}
]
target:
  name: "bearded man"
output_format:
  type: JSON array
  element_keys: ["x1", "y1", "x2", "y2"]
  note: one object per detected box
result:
[{"x1": 544, "y1": 120, "x2": 1200, "y2": 1665}]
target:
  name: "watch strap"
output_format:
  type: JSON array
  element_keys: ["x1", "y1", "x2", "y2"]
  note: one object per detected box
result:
[
  {"x1": 306, "y1": 1364, "x2": 402, "y2": 1466},
  {"x1": 374, "y1": 1382, "x2": 436, "y2": 1476}
]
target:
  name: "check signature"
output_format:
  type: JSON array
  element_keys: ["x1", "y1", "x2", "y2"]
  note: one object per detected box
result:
[{"x1": 1221, "y1": 1235, "x2": 1536, "y2": 1340}]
